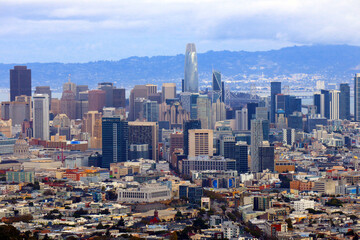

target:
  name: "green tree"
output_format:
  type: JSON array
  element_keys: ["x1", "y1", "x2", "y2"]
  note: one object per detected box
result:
[{"x1": 285, "y1": 218, "x2": 293, "y2": 230}]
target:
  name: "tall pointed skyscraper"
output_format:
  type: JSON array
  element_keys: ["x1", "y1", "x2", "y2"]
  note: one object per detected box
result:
[{"x1": 184, "y1": 43, "x2": 199, "y2": 93}]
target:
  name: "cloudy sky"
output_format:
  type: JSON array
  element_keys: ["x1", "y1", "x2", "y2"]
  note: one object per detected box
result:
[{"x1": 1, "y1": 0, "x2": 360, "y2": 63}]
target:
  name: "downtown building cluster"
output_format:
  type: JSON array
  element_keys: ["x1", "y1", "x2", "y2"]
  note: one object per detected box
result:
[{"x1": 1, "y1": 44, "x2": 360, "y2": 239}]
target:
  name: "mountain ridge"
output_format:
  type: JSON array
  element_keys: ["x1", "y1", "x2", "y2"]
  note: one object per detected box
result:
[{"x1": 0, "y1": 44, "x2": 359, "y2": 90}]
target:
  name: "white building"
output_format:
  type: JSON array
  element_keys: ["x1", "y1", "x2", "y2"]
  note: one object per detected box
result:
[
  {"x1": 329, "y1": 90, "x2": 340, "y2": 120},
  {"x1": 293, "y1": 199, "x2": 315, "y2": 211},
  {"x1": 118, "y1": 183, "x2": 171, "y2": 203},
  {"x1": 221, "y1": 221, "x2": 240, "y2": 239},
  {"x1": 33, "y1": 94, "x2": 49, "y2": 140}
]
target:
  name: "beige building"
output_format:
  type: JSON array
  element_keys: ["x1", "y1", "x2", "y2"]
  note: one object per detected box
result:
[
  {"x1": 313, "y1": 178, "x2": 337, "y2": 194},
  {"x1": 0, "y1": 119, "x2": 12, "y2": 138},
  {"x1": 82, "y1": 111, "x2": 102, "y2": 149},
  {"x1": 161, "y1": 83, "x2": 176, "y2": 102},
  {"x1": 188, "y1": 129, "x2": 213, "y2": 157}
]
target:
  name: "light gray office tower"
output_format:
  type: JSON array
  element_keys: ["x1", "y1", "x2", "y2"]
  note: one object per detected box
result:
[
  {"x1": 355, "y1": 74, "x2": 360, "y2": 121},
  {"x1": 212, "y1": 70, "x2": 224, "y2": 103},
  {"x1": 35, "y1": 86, "x2": 51, "y2": 109},
  {"x1": 251, "y1": 119, "x2": 269, "y2": 172},
  {"x1": 184, "y1": 43, "x2": 199, "y2": 93},
  {"x1": 33, "y1": 94, "x2": 49, "y2": 140}
]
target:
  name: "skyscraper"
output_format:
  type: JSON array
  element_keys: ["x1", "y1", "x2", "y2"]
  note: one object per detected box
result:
[
  {"x1": 183, "y1": 120, "x2": 201, "y2": 156},
  {"x1": 235, "y1": 108, "x2": 248, "y2": 130},
  {"x1": 339, "y1": 83, "x2": 350, "y2": 120},
  {"x1": 10, "y1": 66, "x2": 31, "y2": 102},
  {"x1": 129, "y1": 85, "x2": 148, "y2": 121},
  {"x1": 259, "y1": 141, "x2": 274, "y2": 172},
  {"x1": 63, "y1": 77, "x2": 76, "y2": 95},
  {"x1": 184, "y1": 43, "x2": 199, "y2": 93},
  {"x1": 234, "y1": 142, "x2": 248, "y2": 173},
  {"x1": 98, "y1": 82, "x2": 114, "y2": 107},
  {"x1": 162, "y1": 83, "x2": 176, "y2": 102},
  {"x1": 197, "y1": 95, "x2": 211, "y2": 129},
  {"x1": 270, "y1": 82, "x2": 281, "y2": 123},
  {"x1": 329, "y1": 90, "x2": 340, "y2": 120},
  {"x1": 102, "y1": 117, "x2": 128, "y2": 168},
  {"x1": 113, "y1": 88, "x2": 126, "y2": 108},
  {"x1": 88, "y1": 90, "x2": 106, "y2": 112},
  {"x1": 33, "y1": 94, "x2": 49, "y2": 140},
  {"x1": 143, "y1": 100, "x2": 159, "y2": 122},
  {"x1": 188, "y1": 129, "x2": 213, "y2": 157},
  {"x1": 212, "y1": 71, "x2": 223, "y2": 103},
  {"x1": 355, "y1": 74, "x2": 360, "y2": 121},
  {"x1": 60, "y1": 90, "x2": 76, "y2": 119},
  {"x1": 128, "y1": 122, "x2": 158, "y2": 160},
  {"x1": 247, "y1": 102, "x2": 258, "y2": 130},
  {"x1": 35, "y1": 86, "x2": 51, "y2": 110},
  {"x1": 251, "y1": 119, "x2": 269, "y2": 172}
]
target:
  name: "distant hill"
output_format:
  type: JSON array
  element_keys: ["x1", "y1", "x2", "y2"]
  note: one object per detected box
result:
[{"x1": 0, "y1": 44, "x2": 359, "y2": 91}]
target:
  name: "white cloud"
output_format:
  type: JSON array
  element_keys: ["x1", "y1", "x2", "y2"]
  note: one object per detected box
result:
[{"x1": 1, "y1": 0, "x2": 360, "y2": 62}]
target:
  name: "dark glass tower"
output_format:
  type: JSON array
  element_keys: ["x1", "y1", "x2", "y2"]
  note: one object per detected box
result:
[
  {"x1": 183, "y1": 120, "x2": 201, "y2": 156},
  {"x1": 321, "y1": 89, "x2": 330, "y2": 119},
  {"x1": 234, "y1": 143, "x2": 248, "y2": 173},
  {"x1": 212, "y1": 70, "x2": 223, "y2": 103},
  {"x1": 339, "y1": 83, "x2": 350, "y2": 120},
  {"x1": 102, "y1": 117, "x2": 128, "y2": 168},
  {"x1": 247, "y1": 102, "x2": 258, "y2": 130},
  {"x1": 10, "y1": 66, "x2": 31, "y2": 101},
  {"x1": 270, "y1": 82, "x2": 281, "y2": 123}
]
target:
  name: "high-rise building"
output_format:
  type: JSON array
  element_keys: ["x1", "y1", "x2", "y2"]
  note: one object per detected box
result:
[
  {"x1": 15, "y1": 95, "x2": 32, "y2": 120},
  {"x1": 102, "y1": 117, "x2": 128, "y2": 168},
  {"x1": 10, "y1": 66, "x2": 31, "y2": 102},
  {"x1": 339, "y1": 83, "x2": 350, "y2": 120},
  {"x1": 143, "y1": 100, "x2": 159, "y2": 122},
  {"x1": 283, "y1": 128, "x2": 295, "y2": 146},
  {"x1": 162, "y1": 83, "x2": 176, "y2": 103},
  {"x1": 219, "y1": 135, "x2": 235, "y2": 158},
  {"x1": 83, "y1": 111, "x2": 102, "y2": 148},
  {"x1": 212, "y1": 98, "x2": 226, "y2": 129},
  {"x1": 76, "y1": 85, "x2": 88, "y2": 100},
  {"x1": 63, "y1": 77, "x2": 76, "y2": 95},
  {"x1": 113, "y1": 88, "x2": 126, "y2": 108},
  {"x1": 188, "y1": 129, "x2": 213, "y2": 157},
  {"x1": 250, "y1": 119, "x2": 269, "y2": 172},
  {"x1": 184, "y1": 43, "x2": 199, "y2": 93},
  {"x1": 197, "y1": 95, "x2": 211, "y2": 129},
  {"x1": 234, "y1": 142, "x2": 248, "y2": 173},
  {"x1": 33, "y1": 94, "x2": 49, "y2": 140},
  {"x1": 146, "y1": 84, "x2": 157, "y2": 95},
  {"x1": 98, "y1": 82, "x2": 114, "y2": 107},
  {"x1": 212, "y1": 71, "x2": 224, "y2": 103},
  {"x1": 9, "y1": 101, "x2": 30, "y2": 126},
  {"x1": 235, "y1": 108, "x2": 248, "y2": 130},
  {"x1": 247, "y1": 102, "x2": 258, "y2": 130},
  {"x1": 259, "y1": 141, "x2": 274, "y2": 172},
  {"x1": 88, "y1": 90, "x2": 106, "y2": 112},
  {"x1": 329, "y1": 90, "x2": 340, "y2": 120},
  {"x1": 129, "y1": 85, "x2": 148, "y2": 121},
  {"x1": 355, "y1": 74, "x2": 360, "y2": 121},
  {"x1": 183, "y1": 120, "x2": 201, "y2": 156},
  {"x1": 256, "y1": 107, "x2": 268, "y2": 120},
  {"x1": 60, "y1": 90, "x2": 76, "y2": 119},
  {"x1": 270, "y1": 82, "x2": 281, "y2": 123},
  {"x1": 35, "y1": 86, "x2": 51, "y2": 109},
  {"x1": 128, "y1": 122, "x2": 158, "y2": 160}
]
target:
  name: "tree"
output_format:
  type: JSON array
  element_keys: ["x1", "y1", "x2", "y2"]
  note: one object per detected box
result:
[
  {"x1": 117, "y1": 217, "x2": 125, "y2": 227},
  {"x1": 175, "y1": 210, "x2": 183, "y2": 220},
  {"x1": 170, "y1": 231, "x2": 178, "y2": 240},
  {"x1": 0, "y1": 225, "x2": 21, "y2": 239},
  {"x1": 96, "y1": 222, "x2": 105, "y2": 229},
  {"x1": 285, "y1": 218, "x2": 293, "y2": 230}
]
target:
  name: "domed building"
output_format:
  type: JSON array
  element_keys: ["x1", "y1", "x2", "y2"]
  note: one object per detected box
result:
[{"x1": 13, "y1": 135, "x2": 30, "y2": 157}]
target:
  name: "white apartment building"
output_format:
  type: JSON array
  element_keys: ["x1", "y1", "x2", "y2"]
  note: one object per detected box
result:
[
  {"x1": 118, "y1": 183, "x2": 171, "y2": 203},
  {"x1": 293, "y1": 199, "x2": 315, "y2": 211}
]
